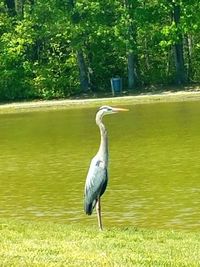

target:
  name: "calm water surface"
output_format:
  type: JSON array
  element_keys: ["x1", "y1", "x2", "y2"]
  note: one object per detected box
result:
[{"x1": 0, "y1": 101, "x2": 200, "y2": 231}]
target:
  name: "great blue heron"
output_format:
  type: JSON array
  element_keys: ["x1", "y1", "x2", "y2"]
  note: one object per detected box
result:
[{"x1": 84, "y1": 105, "x2": 128, "y2": 230}]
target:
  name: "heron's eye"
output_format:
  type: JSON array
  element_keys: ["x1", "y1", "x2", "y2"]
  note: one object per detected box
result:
[{"x1": 99, "y1": 106, "x2": 112, "y2": 112}]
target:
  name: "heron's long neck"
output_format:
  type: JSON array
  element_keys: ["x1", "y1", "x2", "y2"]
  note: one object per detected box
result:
[{"x1": 96, "y1": 117, "x2": 108, "y2": 161}]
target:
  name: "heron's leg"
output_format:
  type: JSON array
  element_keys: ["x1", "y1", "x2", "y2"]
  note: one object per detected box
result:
[{"x1": 96, "y1": 198, "x2": 103, "y2": 231}]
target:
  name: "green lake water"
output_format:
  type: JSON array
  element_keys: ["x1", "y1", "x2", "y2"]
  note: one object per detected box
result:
[{"x1": 0, "y1": 101, "x2": 200, "y2": 230}]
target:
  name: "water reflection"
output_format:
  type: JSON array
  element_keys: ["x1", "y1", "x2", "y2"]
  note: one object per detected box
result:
[{"x1": 0, "y1": 102, "x2": 200, "y2": 230}]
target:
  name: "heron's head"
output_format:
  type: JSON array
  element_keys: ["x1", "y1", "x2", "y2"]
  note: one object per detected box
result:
[{"x1": 97, "y1": 105, "x2": 129, "y2": 119}]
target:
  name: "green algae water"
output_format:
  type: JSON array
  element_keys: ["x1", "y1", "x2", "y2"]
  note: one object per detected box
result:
[{"x1": 0, "y1": 101, "x2": 200, "y2": 230}]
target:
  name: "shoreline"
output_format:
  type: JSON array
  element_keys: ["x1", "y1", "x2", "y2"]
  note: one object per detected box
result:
[{"x1": 1, "y1": 90, "x2": 200, "y2": 113}]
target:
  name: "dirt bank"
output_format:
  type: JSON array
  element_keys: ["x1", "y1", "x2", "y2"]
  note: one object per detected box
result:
[{"x1": 1, "y1": 90, "x2": 200, "y2": 114}]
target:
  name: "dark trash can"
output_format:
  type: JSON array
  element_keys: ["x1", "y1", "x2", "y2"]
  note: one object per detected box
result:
[{"x1": 111, "y1": 77, "x2": 122, "y2": 96}]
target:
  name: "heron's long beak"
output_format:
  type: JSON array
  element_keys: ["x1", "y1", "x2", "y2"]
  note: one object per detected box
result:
[{"x1": 113, "y1": 107, "x2": 129, "y2": 112}]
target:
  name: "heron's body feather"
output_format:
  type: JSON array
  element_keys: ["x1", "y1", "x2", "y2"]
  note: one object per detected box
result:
[{"x1": 84, "y1": 155, "x2": 108, "y2": 215}]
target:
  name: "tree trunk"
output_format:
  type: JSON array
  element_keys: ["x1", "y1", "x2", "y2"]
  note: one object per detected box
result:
[
  {"x1": 14, "y1": 0, "x2": 24, "y2": 16},
  {"x1": 4, "y1": 0, "x2": 16, "y2": 16},
  {"x1": 128, "y1": 51, "x2": 138, "y2": 90},
  {"x1": 185, "y1": 34, "x2": 193, "y2": 82},
  {"x1": 125, "y1": 0, "x2": 139, "y2": 91},
  {"x1": 174, "y1": 42, "x2": 185, "y2": 84},
  {"x1": 5, "y1": 0, "x2": 25, "y2": 16},
  {"x1": 69, "y1": 0, "x2": 89, "y2": 92},
  {"x1": 172, "y1": 3, "x2": 186, "y2": 84},
  {"x1": 167, "y1": 45, "x2": 173, "y2": 78},
  {"x1": 77, "y1": 50, "x2": 89, "y2": 92}
]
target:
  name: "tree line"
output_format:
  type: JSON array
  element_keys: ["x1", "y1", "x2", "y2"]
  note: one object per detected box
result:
[{"x1": 0, "y1": 0, "x2": 200, "y2": 101}]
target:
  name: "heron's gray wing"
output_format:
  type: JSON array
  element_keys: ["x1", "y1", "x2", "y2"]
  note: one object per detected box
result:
[{"x1": 84, "y1": 159, "x2": 108, "y2": 215}]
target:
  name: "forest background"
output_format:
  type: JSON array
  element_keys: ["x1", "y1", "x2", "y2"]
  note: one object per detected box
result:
[{"x1": 0, "y1": 0, "x2": 200, "y2": 101}]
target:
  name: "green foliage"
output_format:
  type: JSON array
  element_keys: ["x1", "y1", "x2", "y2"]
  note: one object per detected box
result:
[{"x1": 0, "y1": 0, "x2": 200, "y2": 101}]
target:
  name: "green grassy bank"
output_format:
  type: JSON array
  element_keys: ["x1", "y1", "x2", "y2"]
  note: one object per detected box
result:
[{"x1": 0, "y1": 220, "x2": 199, "y2": 266}]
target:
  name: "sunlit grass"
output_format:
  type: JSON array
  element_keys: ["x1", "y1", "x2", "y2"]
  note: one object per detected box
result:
[{"x1": 0, "y1": 219, "x2": 199, "y2": 266}]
